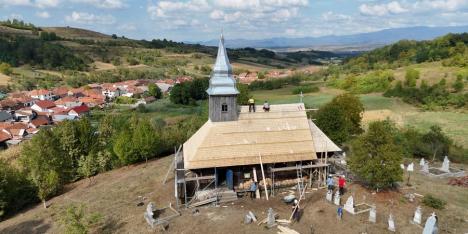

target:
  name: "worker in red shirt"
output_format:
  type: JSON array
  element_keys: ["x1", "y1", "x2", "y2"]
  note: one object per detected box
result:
[{"x1": 338, "y1": 175, "x2": 346, "y2": 195}]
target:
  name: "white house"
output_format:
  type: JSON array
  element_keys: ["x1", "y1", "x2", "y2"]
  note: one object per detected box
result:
[{"x1": 29, "y1": 89, "x2": 54, "y2": 101}]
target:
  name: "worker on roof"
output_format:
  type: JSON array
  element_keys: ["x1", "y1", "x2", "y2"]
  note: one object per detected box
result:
[
  {"x1": 248, "y1": 97, "x2": 256, "y2": 112},
  {"x1": 263, "y1": 101, "x2": 270, "y2": 112}
]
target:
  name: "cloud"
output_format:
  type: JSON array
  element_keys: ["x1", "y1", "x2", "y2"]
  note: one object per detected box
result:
[
  {"x1": 359, "y1": 1, "x2": 408, "y2": 16},
  {"x1": 148, "y1": 0, "x2": 210, "y2": 19},
  {"x1": 65, "y1": 11, "x2": 116, "y2": 24},
  {"x1": 0, "y1": 0, "x2": 59, "y2": 8},
  {"x1": 36, "y1": 11, "x2": 50, "y2": 18},
  {"x1": 117, "y1": 23, "x2": 136, "y2": 31},
  {"x1": 413, "y1": 0, "x2": 468, "y2": 11},
  {"x1": 71, "y1": 0, "x2": 126, "y2": 9}
]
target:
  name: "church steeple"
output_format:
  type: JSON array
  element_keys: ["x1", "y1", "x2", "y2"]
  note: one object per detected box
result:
[
  {"x1": 207, "y1": 33, "x2": 239, "y2": 122},
  {"x1": 206, "y1": 33, "x2": 239, "y2": 96}
]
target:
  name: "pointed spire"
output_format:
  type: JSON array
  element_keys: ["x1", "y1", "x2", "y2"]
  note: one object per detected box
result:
[{"x1": 206, "y1": 32, "x2": 239, "y2": 96}]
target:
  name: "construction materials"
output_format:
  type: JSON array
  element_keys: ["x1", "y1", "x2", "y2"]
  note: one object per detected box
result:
[
  {"x1": 277, "y1": 225, "x2": 300, "y2": 234},
  {"x1": 259, "y1": 154, "x2": 269, "y2": 201},
  {"x1": 448, "y1": 176, "x2": 468, "y2": 187}
]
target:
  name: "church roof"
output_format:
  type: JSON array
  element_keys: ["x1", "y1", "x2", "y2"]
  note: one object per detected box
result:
[
  {"x1": 183, "y1": 103, "x2": 318, "y2": 169},
  {"x1": 206, "y1": 34, "x2": 239, "y2": 96}
]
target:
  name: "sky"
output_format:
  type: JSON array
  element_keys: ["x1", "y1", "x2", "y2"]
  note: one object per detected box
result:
[{"x1": 1, "y1": 0, "x2": 468, "y2": 41}]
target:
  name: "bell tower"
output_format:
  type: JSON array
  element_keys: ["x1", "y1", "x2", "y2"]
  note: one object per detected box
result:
[{"x1": 206, "y1": 33, "x2": 239, "y2": 122}]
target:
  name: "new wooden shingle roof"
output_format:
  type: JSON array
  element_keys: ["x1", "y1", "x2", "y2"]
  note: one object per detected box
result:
[{"x1": 183, "y1": 103, "x2": 318, "y2": 169}]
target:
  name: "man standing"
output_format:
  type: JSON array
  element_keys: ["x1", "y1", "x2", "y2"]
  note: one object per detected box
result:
[
  {"x1": 338, "y1": 176, "x2": 346, "y2": 195},
  {"x1": 248, "y1": 98, "x2": 256, "y2": 112},
  {"x1": 249, "y1": 180, "x2": 257, "y2": 199},
  {"x1": 327, "y1": 175, "x2": 334, "y2": 192}
]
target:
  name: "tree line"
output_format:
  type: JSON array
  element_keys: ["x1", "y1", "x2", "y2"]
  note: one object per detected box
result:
[{"x1": 0, "y1": 112, "x2": 205, "y2": 219}]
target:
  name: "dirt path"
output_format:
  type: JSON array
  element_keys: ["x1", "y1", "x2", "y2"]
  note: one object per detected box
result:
[{"x1": 1, "y1": 156, "x2": 467, "y2": 233}]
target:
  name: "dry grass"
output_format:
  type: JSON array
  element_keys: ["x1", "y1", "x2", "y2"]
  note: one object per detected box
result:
[
  {"x1": 0, "y1": 73, "x2": 12, "y2": 85},
  {"x1": 0, "y1": 156, "x2": 466, "y2": 234}
]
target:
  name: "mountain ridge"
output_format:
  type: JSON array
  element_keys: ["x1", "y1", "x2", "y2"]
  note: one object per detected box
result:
[{"x1": 194, "y1": 25, "x2": 468, "y2": 51}]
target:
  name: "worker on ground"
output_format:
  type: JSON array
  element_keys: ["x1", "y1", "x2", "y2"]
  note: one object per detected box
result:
[
  {"x1": 337, "y1": 205, "x2": 343, "y2": 220},
  {"x1": 327, "y1": 175, "x2": 334, "y2": 192},
  {"x1": 292, "y1": 199, "x2": 301, "y2": 222},
  {"x1": 263, "y1": 101, "x2": 270, "y2": 112},
  {"x1": 338, "y1": 175, "x2": 346, "y2": 195},
  {"x1": 248, "y1": 97, "x2": 256, "y2": 112},
  {"x1": 249, "y1": 180, "x2": 257, "y2": 199}
]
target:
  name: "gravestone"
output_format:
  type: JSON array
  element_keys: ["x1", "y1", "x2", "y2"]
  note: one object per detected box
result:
[
  {"x1": 441, "y1": 156, "x2": 450, "y2": 173},
  {"x1": 407, "y1": 163, "x2": 414, "y2": 172},
  {"x1": 267, "y1": 208, "x2": 276, "y2": 228},
  {"x1": 326, "y1": 190, "x2": 333, "y2": 202},
  {"x1": 369, "y1": 206, "x2": 376, "y2": 223},
  {"x1": 422, "y1": 162, "x2": 429, "y2": 173},
  {"x1": 400, "y1": 164, "x2": 405, "y2": 170},
  {"x1": 420, "y1": 158, "x2": 426, "y2": 166},
  {"x1": 413, "y1": 206, "x2": 422, "y2": 225},
  {"x1": 334, "y1": 190, "x2": 341, "y2": 205},
  {"x1": 344, "y1": 196, "x2": 354, "y2": 214},
  {"x1": 144, "y1": 202, "x2": 156, "y2": 228},
  {"x1": 423, "y1": 212, "x2": 438, "y2": 234},
  {"x1": 388, "y1": 214, "x2": 396, "y2": 232},
  {"x1": 244, "y1": 214, "x2": 253, "y2": 224}
]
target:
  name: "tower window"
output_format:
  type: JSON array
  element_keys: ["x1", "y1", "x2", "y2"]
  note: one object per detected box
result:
[{"x1": 221, "y1": 103, "x2": 228, "y2": 112}]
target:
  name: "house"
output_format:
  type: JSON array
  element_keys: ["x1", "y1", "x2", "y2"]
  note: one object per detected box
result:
[
  {"x1": 54, "y1": 96, "x2": 82, "y2": 108},
  {"x1": 52, "y1": 114, "x2": 78, "y2": 122},
  {"x1": 30, "y1": 116, "x2": 51, "y2": 128},
  {"x1": 101, "y1": 85, "x2": 123, "y2": 99},
  {"x1": 0, "y1": 130, "x2": 12, "y2": 148},
  {"x1": 122, "y1": 85, "x2": 144, "y2": 98},
  {"x1": 156, "y1": 83, "x2": 173, "y2": 94},
  {"x1": 176, "y1": 35, "x2": 341, "y2": 205},
  {"x1": 52, "y1": 87, "x2": 70, "y2": 98},
  {"x1": 68, "y1": 105, "x2": 90, "y2": 117},
  {"x1": 14, "y1": 108, "x2": 36, "y2": 123},
  {"x1": 0, "y1": 111, "x2": 13, "y2": 122},
  {"x1": 50, "y1": 106, "x2": 69, "y2": 115},
  {"x1": 78, "y1": 97, "x2": 105, "y2": 108},
  {"x1": 31, "y1": 100, "x2": 56, "y2": 113},
  {"x1": 0, "y1": 99, "x2": 20, "y2": 111},
  {"x1": 29, "y1": 89, "x2": 54, "y2": 100}
]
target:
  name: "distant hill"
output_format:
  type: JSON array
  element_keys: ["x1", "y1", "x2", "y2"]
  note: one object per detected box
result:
[
  {"x1": 42, "y1": 27, "x2": 111, "y2": 40},
  {"x1": 196, "y1": 26, "x2": 468, "y2": 51}
]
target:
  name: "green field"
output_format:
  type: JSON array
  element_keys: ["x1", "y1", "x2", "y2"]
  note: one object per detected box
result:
[{"x1": 251, "y1": 86, "x2": 468, "y2": 145}]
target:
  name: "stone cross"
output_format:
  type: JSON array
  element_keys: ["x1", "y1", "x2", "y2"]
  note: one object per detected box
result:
[
  {"x1": 441, "y1": 156, "x2": 450, "y2": 173},
  {"x1": 326, "y1": 190, "x2": 333, "y2": 202},
  {"x1": 267, "y1": 208, "x2": 276, "y2": 227},
  {"x1": 369, "y1": 206, "x2": 376, "y2": 223},
  {"x1": 413, "y1": 206, "x2": 422, "y2": 225},
  {"x1": 334, "y1": 190, "x2": 341, "y2": 206},
  {"x1": 344, "y1": 196, "x2": 354, "y2": 214},
  {"x1": 420, "y1": 158, "x2": 425, "y2": 166},
  {"x1": 423, "y1": 212, "x2": 438, "y2": 234},
  {"x1": 422, "y1": 162, "x2": 429, "y2": 173},
  {"x1": 388, "y1": 214, "x2": 396, "y2": 232},
  {"x1": 407, "y1": 163, "x2": 414, "y2": 172}
]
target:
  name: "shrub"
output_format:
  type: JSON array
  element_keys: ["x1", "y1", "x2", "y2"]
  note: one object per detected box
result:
[{"x1": 422, "y1": 194, "x2": 446, "y2": 210}]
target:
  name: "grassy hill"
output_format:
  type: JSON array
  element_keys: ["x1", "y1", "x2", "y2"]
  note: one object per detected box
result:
[{"x1": 42, "y1": 27, "x2": 112, "y2": 40}]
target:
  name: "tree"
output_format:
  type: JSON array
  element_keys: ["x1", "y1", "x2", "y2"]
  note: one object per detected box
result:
[
  {"x1": 148, "y1": 83, "x2": 162, "y2": 99},
  {"x1": 236, "y1": 83, "x2": 250, "y2": 105},
  {"x1": 422, "y1": 125, "x2": 451, "y2": 161},
  {"x1": 77, "y1": 154, "x2": 98, "y2": 184},
  {"x1": 348, "y1": 120, "x2": 403, "y2": 190},
  {"x1": 0, "y1": 63, "x2": 12, "y2": 75},
  {"x1": 20, "y1": 129, "x2": 66, "y2": 208},
  {"x1": 315, "y1": 93, "x2": 364, "y2": 144},
  {"x1": 405, "y1": 68, "x2": 419, "y2": 87},
  {"x1": 59, "y1": 203, "x2": 103, "y2": 234}
]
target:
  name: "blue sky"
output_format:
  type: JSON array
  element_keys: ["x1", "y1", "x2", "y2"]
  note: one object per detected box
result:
[{"x1": 1, "y1": 0, "x2": 467, "y2": 41}]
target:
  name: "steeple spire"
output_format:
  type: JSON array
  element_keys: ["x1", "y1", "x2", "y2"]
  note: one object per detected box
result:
[{"x1": 206, "y1": 33, "x2": 239, "y2": 96}]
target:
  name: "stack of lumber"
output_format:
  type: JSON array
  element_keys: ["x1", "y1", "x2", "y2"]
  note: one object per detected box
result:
[
  {"x1": 448, "y1": 176, "x2": 468, "y2": 187},
  {"x1": 277, "y1": 226, "x2": 300, "y2": 234},
  {"x1": 218, "y1": 190, "x2": 238, "y2": 203}
]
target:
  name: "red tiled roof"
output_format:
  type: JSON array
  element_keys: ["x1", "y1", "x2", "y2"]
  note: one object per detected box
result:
[
  {"x1": 31, "y1": 116, "x2": 50, "y2": 127},
  {"x1": 0, "y1": 131, "x2": 11, "y2": 142},
  {"x1": 69, "y1": 105, "x2": 89, "y2": 114},
  {"x1": 29, "y1": 89, "x2": 51, "y2": 96},
  {"x1": 34, "y1": 100, "x2": 56, "y2": 109},
  {"x1": 52, "y1": 87, "x2": 69, "y2": 96},
  {"x1": 50, "y1": 107, "x2": 69, "y2": 114}
]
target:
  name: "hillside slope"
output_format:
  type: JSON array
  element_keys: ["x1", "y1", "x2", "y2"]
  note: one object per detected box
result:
[{"x1": 42, "y1": 27, "x2": 111, "y2": 40}]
